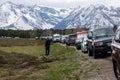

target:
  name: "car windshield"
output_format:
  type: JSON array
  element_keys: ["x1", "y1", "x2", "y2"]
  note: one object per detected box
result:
[
  {"x1": 54, "y1": 36, "x2": 60, "y2": 38},
  {"x1": 69, "y1": 35, "x2": 76, "y2": 39},
  {"x1": 93, "y1": 28, "x2": 114, "y2": 39}
]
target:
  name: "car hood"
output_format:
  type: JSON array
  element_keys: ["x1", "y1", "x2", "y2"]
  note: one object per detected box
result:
[{"x1": 94, "y1": 36, "x2": 113, "y2": 42}]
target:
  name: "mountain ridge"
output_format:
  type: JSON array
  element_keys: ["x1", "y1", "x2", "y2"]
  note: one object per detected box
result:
[
  {"x1": 0, "y1": 1, "x2": 71, "y2": 30},
  {"x1": 55, "y1": 5, "x2": 120, "y2": 29},
  {"x1": 1, "y1": 2, "x2": 120, "y2": 30}
]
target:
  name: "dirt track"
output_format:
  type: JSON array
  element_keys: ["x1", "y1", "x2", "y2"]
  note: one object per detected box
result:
[{"x1": 81, "y1": 51, "x2": 116, "y2": 80}]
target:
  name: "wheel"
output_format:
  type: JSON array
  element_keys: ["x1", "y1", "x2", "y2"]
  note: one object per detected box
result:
[
  {"x1": 113, "y1": 59, "x2": 120, "y2": 80},
  {"x1": 76, "y1": 46, "x2": 79, "y2": 50},
  {"x1": 76, "y1": 45, "x2": 80, "y2": 50},
  {"x1": 88, "y1": 49, "x2": 93, "y2": 56},
  {"x1": 93, "y1": 50, "x2": 98, "y2": 59}
]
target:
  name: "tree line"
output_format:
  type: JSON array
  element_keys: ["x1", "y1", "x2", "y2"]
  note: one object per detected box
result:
[{"x1": 0, "y1": 28, "x2": 89, "y2": 38}]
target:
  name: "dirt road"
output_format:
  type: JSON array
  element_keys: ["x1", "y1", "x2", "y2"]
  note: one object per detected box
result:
[{"x1": 81, "y1": 52, "x2": 116, "y2": 80}]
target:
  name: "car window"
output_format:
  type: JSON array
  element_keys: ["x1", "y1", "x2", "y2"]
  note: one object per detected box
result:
[
  {"x1": 69, "y1": 34, "x2": 76, "y2": 38},
  {"x1": 94, "y1": 29, "x2": 106, "y2": 37}
]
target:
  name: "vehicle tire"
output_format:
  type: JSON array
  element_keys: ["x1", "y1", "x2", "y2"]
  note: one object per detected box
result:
[
  {"x1": 76, "y1": 46, "x2": 80, "y2": 50},
  {"x1": 113, "y1": 59, "x2": 120, "y2": 80},
  {"x1": 93, "y1": 50, "x2": 98, "y2": 59},
  {"x1": 88, "y1": 49, "x2": 93, "y2": 56},
  {"x1": 76, "y1": 46, "x2": 79, "y2": 50},
  {"x1": 78, "y1": 48, "x2": 80, "y2": 50}
]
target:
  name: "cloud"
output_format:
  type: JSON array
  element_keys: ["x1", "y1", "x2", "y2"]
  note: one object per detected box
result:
[
  {"x1": 37, "y1": 0, "x2": 120, "y2": 8},
  {"x1": 44, "y1": 0, "x2": 80, "y2": 3},
  {"x1": 0, "y1": 0, "x2": 120, "y2": 8}
]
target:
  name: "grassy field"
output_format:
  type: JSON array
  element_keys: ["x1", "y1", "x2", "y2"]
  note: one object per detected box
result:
[{"x1": 0, "y1": 38, "x2": 100, "y2": 80}]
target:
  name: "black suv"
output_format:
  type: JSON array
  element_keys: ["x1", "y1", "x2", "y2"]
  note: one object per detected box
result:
[
  {"x1": 111, "y1": 29, "x2": 120, "y2": 80},
  {"x1": 87, "y1": 27, "x2": 114, "y2": 59}
]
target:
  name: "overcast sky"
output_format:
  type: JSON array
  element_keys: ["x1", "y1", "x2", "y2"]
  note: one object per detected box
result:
[{"x1": 0, "y1": 0, "x2": 120, "y2": 8}]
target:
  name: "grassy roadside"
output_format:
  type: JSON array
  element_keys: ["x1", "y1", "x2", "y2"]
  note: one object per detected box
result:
[{"x1": 0, "y1": 39, "x2": 100, "y2": 80}]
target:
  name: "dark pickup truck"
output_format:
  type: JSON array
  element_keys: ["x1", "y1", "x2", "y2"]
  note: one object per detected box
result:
[{"x1": 87, "y1": 27, "x2": 114, "y2": 59}]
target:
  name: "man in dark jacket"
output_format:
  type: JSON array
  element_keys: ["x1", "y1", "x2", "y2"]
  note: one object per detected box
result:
[{"x1": 45, "y1": 38, "x2": 51, "y2": 56}]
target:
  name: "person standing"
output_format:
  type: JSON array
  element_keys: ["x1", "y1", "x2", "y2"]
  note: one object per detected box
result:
[{"x1": 45, "y1": 38, "x2": 51, "y2": 56}]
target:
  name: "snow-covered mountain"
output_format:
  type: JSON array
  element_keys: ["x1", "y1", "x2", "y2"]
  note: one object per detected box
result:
[
  {"x1": 0, "y1": 1, "x2": 71, "y2": 30},
  {"x1": 1, "y1": 1, "x2": 120, "y2": 30},
  {"x1": 55, "y1": 5, "x2": 120, "y2": 29}
]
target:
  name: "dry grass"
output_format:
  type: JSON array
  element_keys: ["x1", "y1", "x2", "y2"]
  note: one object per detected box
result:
[{"x1": 0, "y1": 38, "x2": 44, "y2": 47}]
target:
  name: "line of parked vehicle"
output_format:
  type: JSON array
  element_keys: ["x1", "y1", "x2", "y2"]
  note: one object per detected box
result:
[
  {"x1": 51, "y1": 27, "x2": 114, "y2": 59},
  {"x1": 52, "y1": 27, "x2": 115, "y2": 60},
  {"x1": 51, "y1": 27, "x2": 120, "y2": 80},
  {"x1": 52, "y1": 29, "x2": 115, "y2": 58}
]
